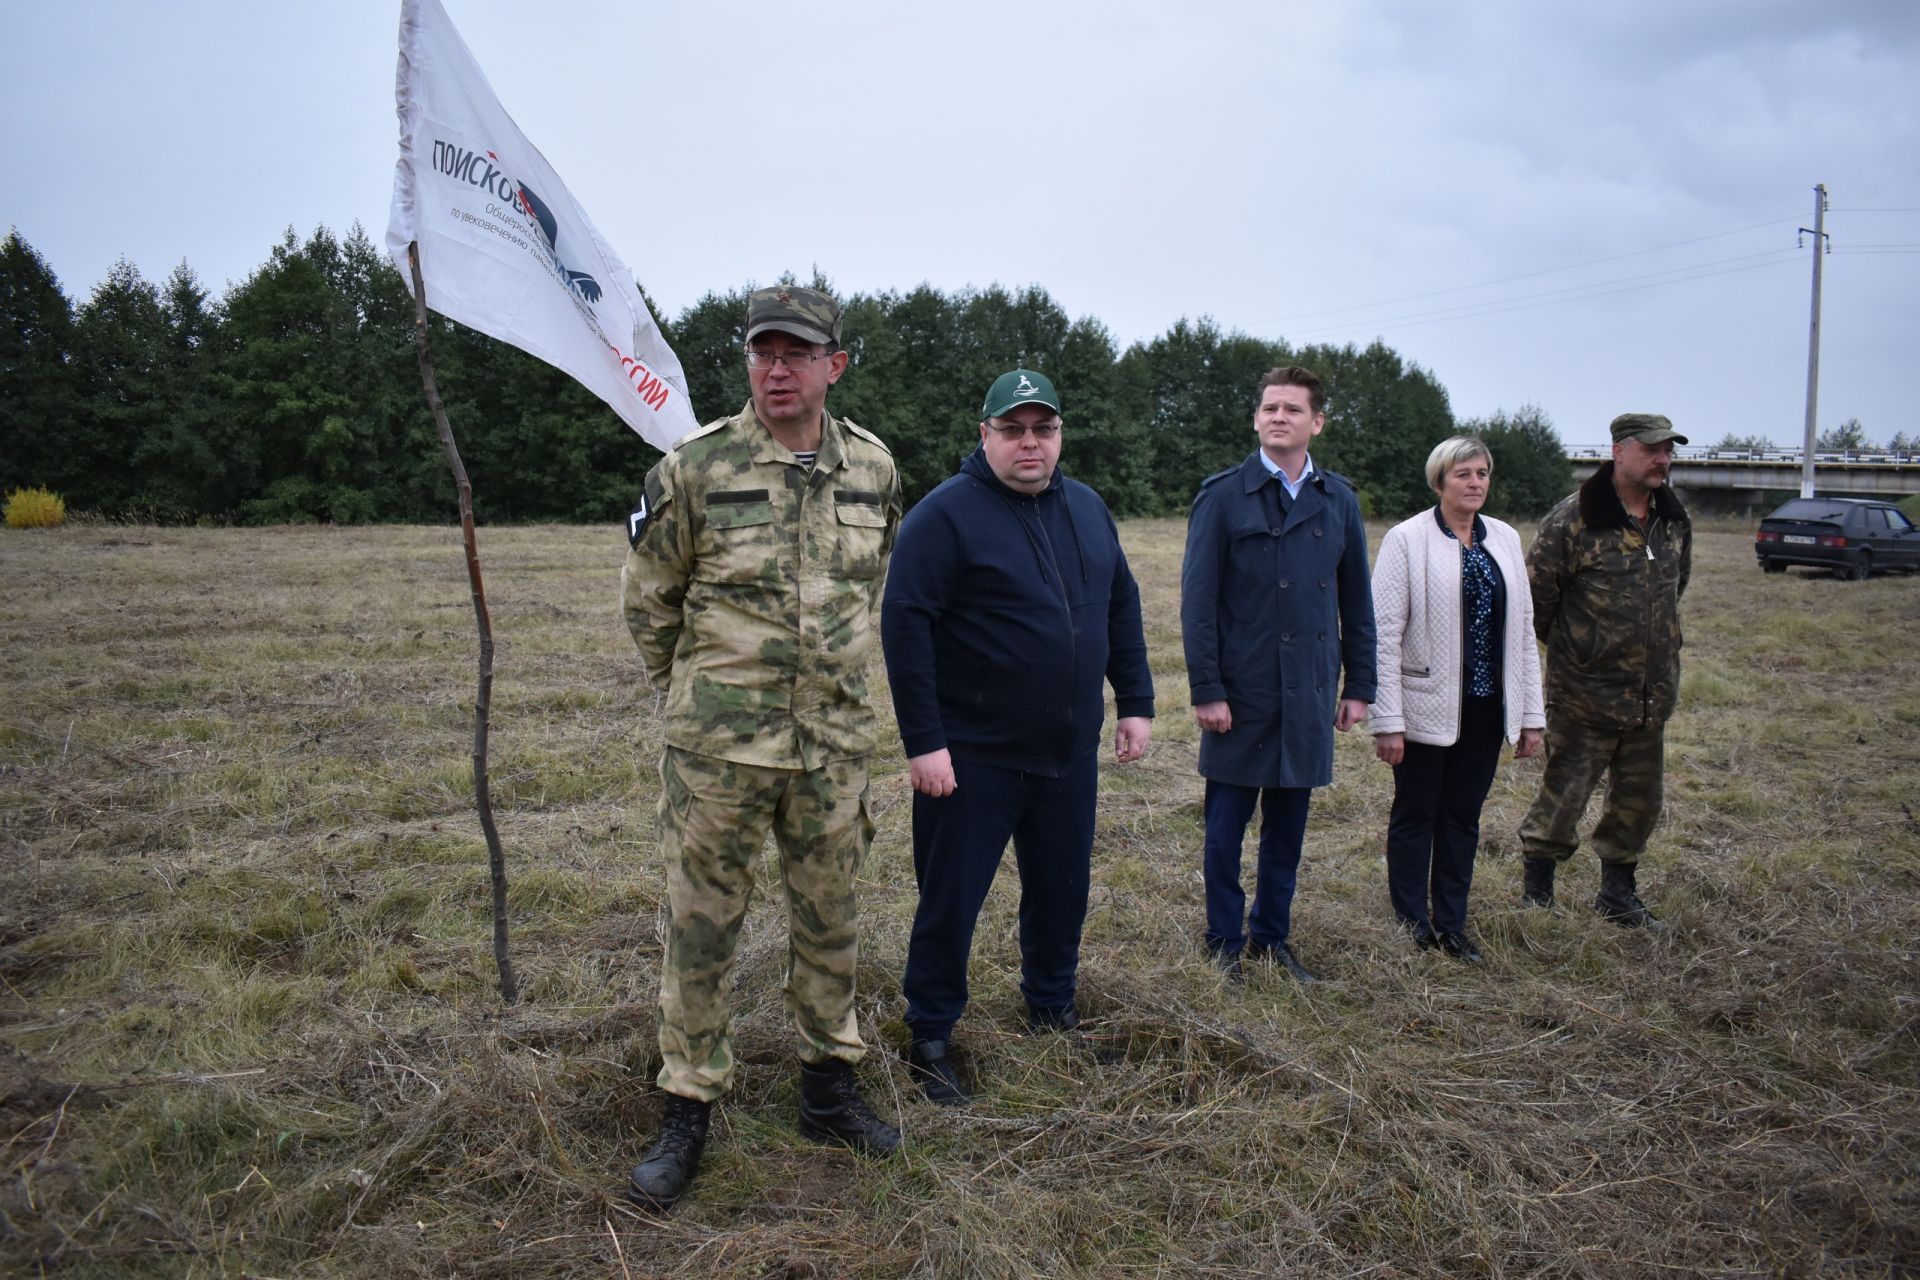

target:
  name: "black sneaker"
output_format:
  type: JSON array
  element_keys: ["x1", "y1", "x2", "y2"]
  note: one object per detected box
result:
[
  {"x1": 797, "y1": 1060, "x2": 901, "y2": 1155},
  {"x1": 904, "y1": 1039, "x2": 968, "y2": 1107},
  {"x1": 1438, "y1": 930, "x2": 1484, "y2": 964},
  {"x1": 627, "y1": 1094, "x2": 711, "y2": 1210}
]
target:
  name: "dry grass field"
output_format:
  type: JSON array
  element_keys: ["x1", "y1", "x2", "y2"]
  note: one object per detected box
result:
[{"x1": 2, "y1": 515, "x2": 1917, "y2": 1278}]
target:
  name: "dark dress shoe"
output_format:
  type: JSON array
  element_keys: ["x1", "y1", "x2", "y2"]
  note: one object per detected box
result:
[
  {"x1": 1409, "y1": 921, "x2": 1439, "y2": 951},
  {"x1": 627, "y1": 1094, "x2": 711, "y2": 1210},
  {"x1": 1248, "y1": 940, "x2": 1322, "y2": 983},
  {"x1": 798, "y1": 1059, "x2": 901, "y2": 1155},
  {"x1": 1438, "y1": 931, "x2": 1484, "y2": 964},
  {"x1": 1026, "y1": 1004, "x2": 1121, "y2": 1064},
  {"x1": 905, "y1": 1039, "x2": 968, "y2": 1106},
  {"x1": 1210, "y1": 945, "x2": 1245, "y2": 982},
  {"x1": 1024, "y1": 1004, "x2": 1079, "y2": 1033}
]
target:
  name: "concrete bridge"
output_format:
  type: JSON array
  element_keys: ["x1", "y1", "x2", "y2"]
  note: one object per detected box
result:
[{"x1": 1568, "y1": 448, "x2": 1920, "y2": 502}]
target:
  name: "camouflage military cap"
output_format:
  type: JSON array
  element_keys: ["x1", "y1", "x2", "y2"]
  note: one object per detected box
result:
[
  {"x1": 1609, "y1": 413, "x2": 1688, "y2": 446},
  {"x1": 746, "y1": 286, "x2": 843, "y2": 347}
]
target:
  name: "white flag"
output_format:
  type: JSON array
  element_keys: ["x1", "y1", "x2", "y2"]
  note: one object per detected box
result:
[{"x1": 387, "y1": 0, "x2": 698, "y2": 451}]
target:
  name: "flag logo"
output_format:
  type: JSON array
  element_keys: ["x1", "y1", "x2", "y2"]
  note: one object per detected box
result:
[{"x1": 388, "y1": 0, "x2": 700, "y2": 451}]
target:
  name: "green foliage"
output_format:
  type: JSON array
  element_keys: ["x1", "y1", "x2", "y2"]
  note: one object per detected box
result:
[
  {"x1": 4, "y1": 485, "x2": 66, "y2": 528},
  {"x1": 6, "y1": 230, "x2": 1533, "y2": 524},
  {"x1": 1461, "y1": 404, "x2": 1575, "y2": 519},
  {"x1": 71, "y1": 257, "x2": 180, "y2": 514},
  {"x1": 1816, "y1": 416, "x2": 1873, "y2": 452},
  {"x1": 0, "y1": 230, "x2": 78, "y2": 497},
  {"x1": 1306, "y1": 340, "x2": 1455, "y2": 517},
  {"x1": 1714, "y1": 433, "x2": 1776, "y2": 453},
  {"x1": 1119, "y1": 317, "x2": 1283, "y2": 512}
]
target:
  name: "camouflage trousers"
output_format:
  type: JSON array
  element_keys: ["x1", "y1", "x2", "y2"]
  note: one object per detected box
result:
[
  {"x1": 654, "y1": 746, "x2": 874, "y2": 1101},
  {"x1": 1518, "y1": 718, "x2": 1665, "y2": 866}
]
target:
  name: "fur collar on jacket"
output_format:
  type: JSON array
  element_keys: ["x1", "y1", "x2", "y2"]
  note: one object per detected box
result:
[{"x1": 1578, "y1": 461, "x2": 1689, "y2": 529}]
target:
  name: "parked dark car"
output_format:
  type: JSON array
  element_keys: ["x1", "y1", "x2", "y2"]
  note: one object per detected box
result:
[{"x1": 1755, "y1": 498, "x2": 1920, "y2": 579}]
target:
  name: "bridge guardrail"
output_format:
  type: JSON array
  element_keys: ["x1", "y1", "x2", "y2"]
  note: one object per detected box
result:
[{"x1": 1566, "y1": 447, "x2": 1920, "y2": 466}]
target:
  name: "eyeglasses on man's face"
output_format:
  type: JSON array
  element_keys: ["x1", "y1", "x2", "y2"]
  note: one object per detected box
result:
[
  {"x1": 744, "y1": 346, "x2": 833, "y2": 371},
  {"x1": 984, "y1": 419, "x2": 1062, "y2": 441}
]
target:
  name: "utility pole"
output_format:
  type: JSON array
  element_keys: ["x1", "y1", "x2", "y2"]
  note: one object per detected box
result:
[{"x1": 1799, "y1": 183, "x2": 1828, "y2": 499}]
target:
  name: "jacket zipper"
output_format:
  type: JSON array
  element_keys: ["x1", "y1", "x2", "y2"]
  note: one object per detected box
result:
[
  {"x1": 1027, "y1": 494, "x2": 1077, "y2": 757},
  {"x1": 1639, "y1": 519, "x2": 1655, "y2": 723}
]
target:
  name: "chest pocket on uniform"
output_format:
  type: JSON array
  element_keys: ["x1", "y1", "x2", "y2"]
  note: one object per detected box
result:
[
  {"x1": 833, "y1": 489, "x2": 888, "y2": 580},
  {"x1": 696, "y1": 489, "x2": 776, "y2": 584}
]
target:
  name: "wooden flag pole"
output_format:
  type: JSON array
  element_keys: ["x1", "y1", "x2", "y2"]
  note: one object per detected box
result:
[{"x1": 406, "y1": 240, "x2": 520, "y2": 1005}]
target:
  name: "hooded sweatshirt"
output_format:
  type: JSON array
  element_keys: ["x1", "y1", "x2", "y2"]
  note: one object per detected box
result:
[{"x1": 880, "y1": 447, "x2": 1154, "y2": 777}]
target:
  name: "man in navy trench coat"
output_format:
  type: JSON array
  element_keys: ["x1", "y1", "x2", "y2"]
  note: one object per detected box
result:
[{"x1": 1180, "y1": 365, "x2": 1377, "y2": 982}]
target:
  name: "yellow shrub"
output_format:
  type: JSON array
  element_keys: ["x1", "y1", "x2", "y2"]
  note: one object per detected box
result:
[{"x1": 4, "y1": 487, "x2": 66, "y2": 529}]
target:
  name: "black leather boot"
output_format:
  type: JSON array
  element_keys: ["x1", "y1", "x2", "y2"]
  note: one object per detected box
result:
[
  {"x1": 1522, "y1": 857, "x2": 1557, "y2": 908},
  {"x1": 798, "y1": 1060, "x2": 901, "y2": 1155},
  {"x1": 627, "y1": 1094, "x2": 711, "y2": 1210},
  {"x1": 1594, "y1": 861, "x2": 1661, "y2": 929},
  {"x1": 905, "y1": 1039, "x2": 968, "y2": 1107}
]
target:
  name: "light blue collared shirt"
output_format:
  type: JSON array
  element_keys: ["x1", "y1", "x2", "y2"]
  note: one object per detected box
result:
[{"x1": 1258, "y1": 450, "x2": 1315, "y2": 500}]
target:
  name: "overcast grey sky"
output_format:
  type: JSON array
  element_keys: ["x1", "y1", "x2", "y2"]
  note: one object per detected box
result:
[{"x1": 8, "y1": 0, "x2": 1917, "y2": 448}]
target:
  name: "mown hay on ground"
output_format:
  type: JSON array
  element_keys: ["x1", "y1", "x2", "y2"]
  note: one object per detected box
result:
[{"x1": 1, "y1": 517, "x2": 1916, "y2": 1277}]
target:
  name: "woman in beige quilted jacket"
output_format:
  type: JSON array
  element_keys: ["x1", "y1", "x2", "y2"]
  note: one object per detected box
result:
[{"x1": 1369, "y1": 437, "x2": 1546, "y2": 962}]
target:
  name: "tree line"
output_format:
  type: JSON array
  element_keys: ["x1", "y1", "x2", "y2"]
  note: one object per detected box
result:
[
  {"x1": 1716, "y1": 419, "x2": 1915, "y2": 455},
  {"x1": 1, "y1": 225, "x2": 1574, "y2": 525}
]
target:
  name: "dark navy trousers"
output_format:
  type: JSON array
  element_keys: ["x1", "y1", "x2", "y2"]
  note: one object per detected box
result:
[
  {"x1": 1385, "y1": 695, "x2": 1504, "y2": 934},
  {"x1": 1201, "y1": 781, "x2": 1312, "y2": 955},
  {"x1": 902, "y1": 752, "x2": 1098, "y2": 1042}
]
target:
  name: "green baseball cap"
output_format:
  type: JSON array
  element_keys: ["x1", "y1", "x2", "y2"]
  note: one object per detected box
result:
[
  {"x1": 745, "y1": 286, "x2": 842, "y2": 346},
  {"x1": 981, "y1": 368, "x2": 1062, "y2": 420},
  {"x1": 1610, "y1": 413, "x2": 1688, "y2": 445}
]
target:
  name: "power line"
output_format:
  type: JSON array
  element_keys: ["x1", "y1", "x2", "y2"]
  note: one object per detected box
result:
[
  {"x1": 1244, "y1": 212, "x2": 1802, "y2": 327},
  {"x1": 1289, "y1": 255, "x2": 1803, "y2": 344}
]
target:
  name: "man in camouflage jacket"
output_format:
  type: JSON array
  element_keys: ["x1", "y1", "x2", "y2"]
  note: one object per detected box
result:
[
  {"x1": 1518, "y1": 412, "x2": 1692, "y2": 927},
  {"x1": 619, "y1": 286, "x2": 904, "y2": 1209}
]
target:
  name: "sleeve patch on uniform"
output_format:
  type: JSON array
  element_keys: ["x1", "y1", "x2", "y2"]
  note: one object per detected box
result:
[{"x1": 628, "y1": 496, "x2": 649, "y2": 547}]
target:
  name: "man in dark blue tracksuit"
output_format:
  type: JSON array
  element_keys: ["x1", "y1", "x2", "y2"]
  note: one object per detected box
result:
[
  {"x1": 1181, "y1": 365, "x2": 1376, "y2": 983},
  {"x1": 881, "y1": 368, "x2": 1155, "y2": 1106}
]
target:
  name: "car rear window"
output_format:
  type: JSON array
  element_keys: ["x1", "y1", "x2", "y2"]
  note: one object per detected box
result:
[{"x1": 1767, "y1": 500, "x2": 1852, "y2": 521}]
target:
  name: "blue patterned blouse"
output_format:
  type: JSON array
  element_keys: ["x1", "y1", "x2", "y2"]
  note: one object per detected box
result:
[{"x1": 1435, "y1": 510, "x2": 1504, "y2": 698}]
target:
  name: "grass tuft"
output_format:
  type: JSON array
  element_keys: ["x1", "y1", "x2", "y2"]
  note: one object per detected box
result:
[
  {"x1": 4, "y1": 485, "x2": 66, "y2": 528},
  {"x1": 0, "y1": 520, "x2": 1915, "y2": 1277}
]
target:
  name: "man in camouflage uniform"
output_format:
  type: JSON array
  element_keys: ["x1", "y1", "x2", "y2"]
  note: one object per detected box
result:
[
  {"x1": 1519, "y1": 413, "x2": 1692, "y2": 927},
  {"x1": 619, "y1": 286, "x2": 904, "y2": 1209}
]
